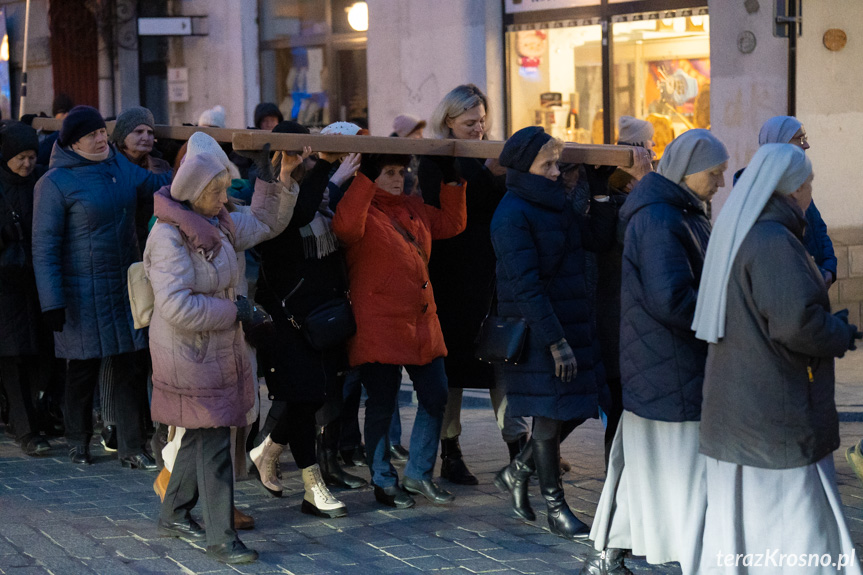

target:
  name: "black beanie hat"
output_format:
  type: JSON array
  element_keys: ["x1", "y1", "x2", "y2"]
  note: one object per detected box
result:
[
  {"x1": 59, "y1": 106, "x2": 106, "y2": 147},
  {"x1": 498, "y1": 126, "x2": 552, "y2": 173},
  {"x1": 1, "y1": 121, "x2": 39, "y2": 161},
  {"x1": 359, "y1": 153, "x2": 410, "y2": 182},
  {"x1": 272, "y1": 120, "x2": 309, "y2": 134},
  {"x1": 254, "y1": 102, "x2": 284, "y2": 129}
]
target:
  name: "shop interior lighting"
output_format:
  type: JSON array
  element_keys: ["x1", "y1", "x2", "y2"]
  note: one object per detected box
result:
[{"x1": 347, "y1": 2, "x2": 368, "y2": 32}]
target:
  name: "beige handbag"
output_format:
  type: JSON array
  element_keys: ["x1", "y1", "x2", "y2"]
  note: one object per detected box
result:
[{"x1": 127, "y1": 261, "x2": 154, "y2": 329}]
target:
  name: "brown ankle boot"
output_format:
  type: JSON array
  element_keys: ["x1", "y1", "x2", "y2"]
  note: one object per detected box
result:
[{"x1": 233, "y1": 506, "x2": 255, "y2": 530}]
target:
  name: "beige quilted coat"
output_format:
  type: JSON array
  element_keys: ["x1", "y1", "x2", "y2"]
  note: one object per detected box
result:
[{"x1": 144, "y1": 179, "x2": 298, "y2": 428}]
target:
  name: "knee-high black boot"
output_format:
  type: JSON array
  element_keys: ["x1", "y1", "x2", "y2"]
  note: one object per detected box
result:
[
  {"x1": 494, "y1": 438, "x2": 535, "y2": 521},
  {"x1": 533, "y1": 437, "x2": 590, "y2": 539},
  {"x1": 317, "y1": 422, "x2": 367, "y2": 489}
]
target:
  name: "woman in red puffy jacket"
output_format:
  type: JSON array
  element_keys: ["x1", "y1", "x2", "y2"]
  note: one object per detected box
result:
[{"x1": 333, "y1": 153, "x2": 466, "y2": 509}]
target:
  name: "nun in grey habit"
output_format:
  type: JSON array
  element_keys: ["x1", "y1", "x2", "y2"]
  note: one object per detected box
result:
[
  {"x1": 582, "y1": 130, "x2": 729, "y2": 575},
  {"x1": 693, "y1": 143, "x2": 862, "y2": 574}
]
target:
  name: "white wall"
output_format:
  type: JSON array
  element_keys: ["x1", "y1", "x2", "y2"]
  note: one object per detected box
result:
[
  {"x1": 168, "y1": 0, "x2": 259, "y2": 129},
  {"x1": 366, "y1": 0, "x2": 504, "y2": 139},
  {"x1": 707, "y1": 0, "x2": 788, "y2": 215},
  {"x1": 796, "y1": 0, "x2": 863, "y2": 230}
]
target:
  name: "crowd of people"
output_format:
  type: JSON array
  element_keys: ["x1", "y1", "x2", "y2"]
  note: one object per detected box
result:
[{"x1": 0, "y1": 86, "x2": 861, "y2": 572}]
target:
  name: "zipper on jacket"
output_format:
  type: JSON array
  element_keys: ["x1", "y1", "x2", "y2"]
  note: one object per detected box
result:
[{"x1": 807, "y1": 365, "x2": 814, "y2": 383}]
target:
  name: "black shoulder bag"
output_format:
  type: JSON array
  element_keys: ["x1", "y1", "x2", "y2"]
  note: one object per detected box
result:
[{"x1": 475, "y1": 256, "x2": 566, "y2": 365}]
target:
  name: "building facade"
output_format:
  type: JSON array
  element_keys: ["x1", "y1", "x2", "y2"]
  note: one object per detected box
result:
[{"x1": 6, "y1": 0, "x2": 863, "y2": 315}]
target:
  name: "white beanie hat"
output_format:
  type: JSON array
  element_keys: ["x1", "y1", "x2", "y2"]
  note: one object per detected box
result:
[
  {"x1": 171, "y1": 153, "x2": 228, "y2": 204},
  {"x1": 185, "y1": 131, "x2": 239, "y2": 179},
  {"x1": 320, "y1": 121, "x2": 362, "y2": 135},
  {"x1": 617, "y1": 115, "x2": 654, "y2": 146},
  {"x1": 197, "y1": 105, "x2": 226, "y2": 128}
]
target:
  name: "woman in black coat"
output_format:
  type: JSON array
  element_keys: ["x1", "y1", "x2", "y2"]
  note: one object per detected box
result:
[
  {"x1": 693, "y1": 144, "x2": 862, "y2": 572},
  {"x1": 0, "y1": 122, "x2": 51, "y2": 455},
  {"x1": 418, "y1": 84, "x2": 530, "y2": 485},
  {"x1": 491, "y1": 127, "x2": 616, "y2": 541},
  {"x1": 252, "y1": 122, "x2": 365, "y2": 518}
]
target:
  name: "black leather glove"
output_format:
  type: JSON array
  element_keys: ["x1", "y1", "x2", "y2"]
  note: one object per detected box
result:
[
  {"x1": 43, "y1": 308, "x2": 66, "y2": 333},
  {"x1": 584, "y1": 164, "x2": 616, "y2": 196},
  {"x1": 233, "y1": 143, "x2": 274, "y2": 182},
  {"x1": 429, "y1": 155, "x2": 460, "y2": 184},
  {"x1": 358, "y1": 153, "x2": 382, "y2": 182},
  {"x1": 835, "y1": 309, "x2": 850, "y2": 325},
  {"x1": 235, "y1": 296, "x2": 274, "y2": 347}
]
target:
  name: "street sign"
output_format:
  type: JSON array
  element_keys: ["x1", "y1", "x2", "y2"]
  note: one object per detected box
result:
[{"x1": 137, "y1": 16, "x2": 208, "y2": 37}]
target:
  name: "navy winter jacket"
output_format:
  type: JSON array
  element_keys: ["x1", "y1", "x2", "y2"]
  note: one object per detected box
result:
[
  {"x1": 32, "y1": 144, "x2": 172, "y2": 359},
  {"x1": 618, "y1": 172, "x2": 710, "y2": 422},
  {"x1": 490, "y1": 170, "x2": 616, "y2": 421}
]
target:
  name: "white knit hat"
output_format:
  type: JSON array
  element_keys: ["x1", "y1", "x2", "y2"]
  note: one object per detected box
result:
[
  {"x1": 185, "y1": 131, "x2": 239, "y2": 179},
  {"x1": 171, "y1": 153, "x2": 228, "y2": 204},
  {"x1": 617, "y1": 116, "x2": 654, "y2": 146},
  {"x1": 320, "y1": 121, "x2": 362, "y2": 135},
  {"x1": 197, "y1": 105, "x2": 226, "y2": 128}
]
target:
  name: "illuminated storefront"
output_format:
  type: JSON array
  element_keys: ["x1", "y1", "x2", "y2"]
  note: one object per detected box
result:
[
  {"x1": 258, "y1": 0, "x2": 369, "y2": 128},
  {"x1": 505, "y1": 0, "x2": 709, "y2": 156}
]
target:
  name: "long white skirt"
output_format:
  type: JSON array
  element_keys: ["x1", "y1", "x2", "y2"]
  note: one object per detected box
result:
[
  {"x1": 590, "y1": 410, "x2": 707, "y2": 574},
  {"x1": 699, "y1": 455, "x2": 863, "y2": 574}
]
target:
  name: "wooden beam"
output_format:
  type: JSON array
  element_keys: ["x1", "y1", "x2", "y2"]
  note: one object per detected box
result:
[
  {"x1": 31, "y1": 117, "x2": 634, "y2": 167},
  {"x1": 32, "y1": 117, "x2": 243, "y2": 143},
  {"x1": 233, "y1": 132, "x2": 633, "y2": 167}
]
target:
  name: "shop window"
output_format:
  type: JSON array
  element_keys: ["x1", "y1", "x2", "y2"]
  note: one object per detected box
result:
[
  {"x1": 260, "y1": 0, "x2": 327, "y2": 43},
  {"x1": 611, "y1": 16, "x2": 710, "y2": 157},
  {"x1": 271, "y1": 46, "x2": 329, "y2": 127},
  {"x1": 506, "y1": 24, "x2": 604, "y2": 144}
]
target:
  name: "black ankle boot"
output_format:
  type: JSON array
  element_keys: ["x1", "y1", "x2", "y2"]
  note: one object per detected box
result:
[
  {"x1": 494, "y1": 438, "x2": 535, "y2": 521},
  {"x1": 578, "y1": 547, "x2": 632, "y2": 575},
  {"x1": 533, "y1": 437, "x2": 589, "y2": 539},
  {"x1": 317, "y1": 425, "x2": 367, "y2": 489},
  {"x1": 440, "y1": 436, "x2": 478, "y2": 485},
  {"x1": 506, "y1": 435, "x2": 528, "y2": 462}
]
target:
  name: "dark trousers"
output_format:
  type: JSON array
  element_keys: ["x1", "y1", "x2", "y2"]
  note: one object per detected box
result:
[
  {"x1": 160, "y1": 427, "x2": 234, "y2": 547},
  {"x1": 360, "y1": 359, "x2": 448, "y2": 487},
  {"x1": 270, "y1": 401, "x2": 319, "y2": 469},
  {"x1": 532, "y1": 416, "x2": 585, "y2": 442},
  {"x1": 0, "y1": 356, "x2": 41, "y2": 440},
  {"x1": 65, "y1": 352, "x2": 145, "y2": 457},
  {"x1": 340, "y1": 369, "x2": 404, "y2": 450}
]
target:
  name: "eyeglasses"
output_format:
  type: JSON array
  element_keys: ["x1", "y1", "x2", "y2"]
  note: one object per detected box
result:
[{"x1": 790, "y1": 134, "x2": 808, "y2": 146}]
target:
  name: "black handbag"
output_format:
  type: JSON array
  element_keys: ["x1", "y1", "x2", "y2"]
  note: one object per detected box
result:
[
  {"x1": 276, "y1": 275, "x2": 357, "y2": 352},
  {"x1": 297, "y1": 296, "x2": 356, "y2": 351},
  {"x1": 475, "y1": 255, "x2": 565, "y2": 365},
  {"x1": 475, "y1": 315, "x2": 529, "y2": 364}
]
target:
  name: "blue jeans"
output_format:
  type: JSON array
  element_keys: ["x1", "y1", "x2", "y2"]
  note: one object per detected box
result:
[{"x1": 359, "y1": 358, "x2": 448, "y2": 487}]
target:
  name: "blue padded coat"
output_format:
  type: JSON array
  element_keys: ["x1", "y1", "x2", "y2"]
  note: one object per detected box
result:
[
  {"x1": 490, "y1": 170, "x2": 616, "y2": 421},
  {"x1": 618, "y1": 172, "x2": 710, "y2": 422},
  {"x1": 32, "y1": 145, "x2": 172, "y2": 360}
]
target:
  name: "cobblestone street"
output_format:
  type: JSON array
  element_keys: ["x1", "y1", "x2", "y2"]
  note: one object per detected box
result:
[{"x1": 1, "y1": 351, "x2": 863, "y2": 574}]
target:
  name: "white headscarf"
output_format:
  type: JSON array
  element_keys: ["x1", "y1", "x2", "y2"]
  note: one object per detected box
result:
[
  {"x1": 185, "y1": 131, "x2": 240, "y2": 179},
  {"x1": 758, "y1": 116, "x2": 802, "y2": 145},
  {"x1": 656, "y1": 129, "x2": 729, "y2": 185},
  {"x1": 692, "y1": 144, "x2": 812, "y2": 343}
]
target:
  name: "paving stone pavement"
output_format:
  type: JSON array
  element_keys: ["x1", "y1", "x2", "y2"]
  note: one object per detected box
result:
[{"x1": 2, "y1": 352, "x2": 863, "y2": 574}]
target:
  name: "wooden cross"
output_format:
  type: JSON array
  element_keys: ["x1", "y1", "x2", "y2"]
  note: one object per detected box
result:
[{"x1": 31, "y1": 117, "x2": 633, "y2": 167}]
